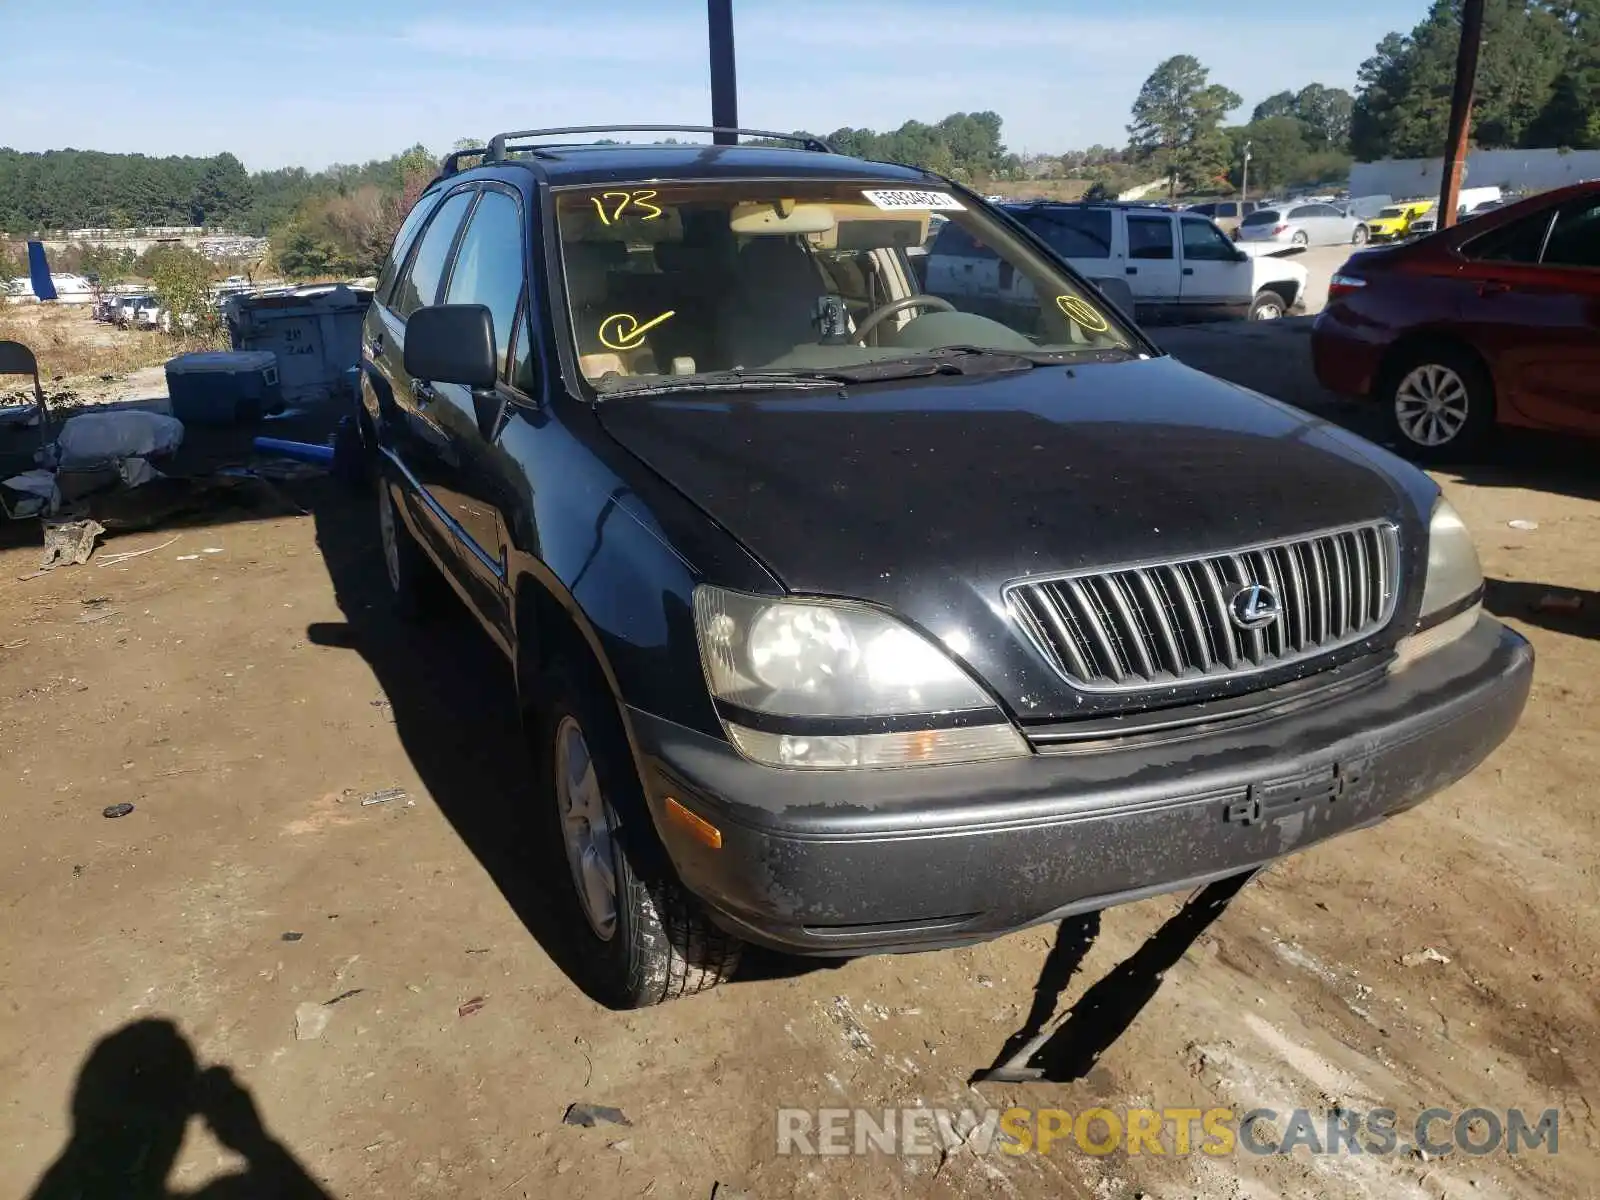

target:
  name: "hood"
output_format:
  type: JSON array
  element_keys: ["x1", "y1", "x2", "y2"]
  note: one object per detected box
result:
[
  {"x1": 599, "y1": 356, "x2": 1430, "y2": 720},
  {"x1": 1250, "y1": 256, "x2": 1308, "y2": 287}
]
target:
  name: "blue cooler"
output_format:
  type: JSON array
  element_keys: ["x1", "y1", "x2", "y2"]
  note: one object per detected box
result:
[{"x1": 164, "y1": 351, "x2": 282, "y2": 425}]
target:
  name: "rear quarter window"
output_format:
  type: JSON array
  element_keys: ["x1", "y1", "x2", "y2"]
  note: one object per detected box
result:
[
  {"x1": 1242, "y1": 211, "x2": 1279, "y2": 227},
  {"x1": 377, "y1": 189, "x2": 444, "y2": 304}
]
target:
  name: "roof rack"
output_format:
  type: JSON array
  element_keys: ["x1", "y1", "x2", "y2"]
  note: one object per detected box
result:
[
  {"x1": 485, "y1": 125, "x2": 834, "y2": 161},
  {"x1": 432, "y1": 147, "x2": 486, "y2": 182}
]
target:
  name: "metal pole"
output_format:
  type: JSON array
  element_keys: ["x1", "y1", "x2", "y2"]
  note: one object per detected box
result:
[
  {"x1": 1241, "y1": 141, "x2": 1252, "y2": 205},
  {"x1": 708, "y1": 0, "x2": 737, "y2": 145},
  {"x1": 1438, "y1": 0, "x2": 1485, "y2": 230}
]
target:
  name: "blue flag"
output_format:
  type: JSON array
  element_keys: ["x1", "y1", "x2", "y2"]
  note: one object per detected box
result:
[{"x1": 27, "y1": 241, "x2": 57, "y2": 301}]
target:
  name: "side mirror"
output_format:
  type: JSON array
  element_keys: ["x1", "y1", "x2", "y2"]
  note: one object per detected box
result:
[
  {"x1": 1232, "y1": 248, "x2": 1250, "y2": 263},
  {"x1": 403, "y1": 304, "x2": 497, "y2": 389}
]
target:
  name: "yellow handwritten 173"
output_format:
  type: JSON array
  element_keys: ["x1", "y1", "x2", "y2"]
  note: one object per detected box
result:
[
  {"x1": 590, "y1": 190, "x2": 663, "y2": 225},
  {"x1": 598, "y1": 310, "x2": 675, "y2": 351},
  {"x1": 1056, "y1": 294, "x2": 1110, "y2": 332}
]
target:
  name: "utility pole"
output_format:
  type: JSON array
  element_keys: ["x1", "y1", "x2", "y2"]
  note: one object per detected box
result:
[
  {"x1": 708, "y1": 0, "x2": 738, "y2": 145},
  {"x1": 1241, "y1": 140, "x2": 1253, "y2": 204},
  {"x1": 1438, "y1": 0, "x2": 1485, "y2": 229}
]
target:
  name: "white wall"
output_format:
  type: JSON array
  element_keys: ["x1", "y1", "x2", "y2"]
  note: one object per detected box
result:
[{"x1": 1350, "y1": 148, "x2": 1600, "y2": 200}]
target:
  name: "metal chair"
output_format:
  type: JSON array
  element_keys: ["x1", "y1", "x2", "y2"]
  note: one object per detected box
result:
[{"x1": 0, "y1": 339, "x2": 50, "y2": 448}]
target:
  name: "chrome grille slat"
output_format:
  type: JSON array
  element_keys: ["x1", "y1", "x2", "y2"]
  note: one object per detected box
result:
[
  {"x1": 1227, "y1": 554, "x2": 1266, "y2": 663},
  {"x1": 1329, "y1": 534, "x2": 1350, "y2": 638},
  {"x1": 1278, "y1": 543, "x2": 1310, "y2": 652},
  {"x1": 1133, "y1": 568, "x2": 1185, "y2": 677},
  {"x1": 1351, "y1": 529, "x2": 1371, "y2": 624},
  {"x1": 1164, "y1": 564, "x2": 1213, "y2": 670},
  {"x1": 1197, "y1": 558, "x2": 1242, "y2": 668},
  {"x1": 1065, "y1": 578, "x2": 1126, "y2": 683},
  {"x1": 1007, "y1": 521, "x2": 1400, "y2": 694}
]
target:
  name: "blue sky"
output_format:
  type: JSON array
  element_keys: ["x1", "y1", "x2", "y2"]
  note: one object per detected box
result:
[{"x1": 3, "y1": 0, "x2": 1426, "y2": 169}]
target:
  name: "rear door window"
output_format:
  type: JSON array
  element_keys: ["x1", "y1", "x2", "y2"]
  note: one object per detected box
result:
[
  {"x1": 1127, "y1": 214, "x2": 1174, "y2": 259},
  {"x1": 1214, "y1": 202, "x2": 1238, "y2": 218},
  {"x1": 1541, "y1": 198, "x2": 1600, "y2": 269},
  {"x1": 1463, "y1": 209, "x2": 1557, "y2": 264},
  {"x1": 928, "y1": 222, "x2": 996, "y2": 260},
  {"x1": 392, "y1": 190, "x2": 475, "y2": 319},
  {"x1": 1017, "y1": 208, "x2": 1113, "y2": 259}
]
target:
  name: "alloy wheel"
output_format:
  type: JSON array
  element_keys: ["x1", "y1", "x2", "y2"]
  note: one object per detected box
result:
[
  {"x1": 1394, "y1": 364, "x2": 1470, "y2": 446},
  {"x1": 555, "y1": 714, "x2": 619, "y2": 941}
]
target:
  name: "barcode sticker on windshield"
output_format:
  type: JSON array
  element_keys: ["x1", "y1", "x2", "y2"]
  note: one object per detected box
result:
[{"x1": 861, "y1": 189, "x2": 967, "y2": 212}]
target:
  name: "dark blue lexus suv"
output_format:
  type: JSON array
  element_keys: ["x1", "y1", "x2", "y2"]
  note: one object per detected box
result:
[{"x1": 357, "y1": 126, "x2": 1533, "y2": 1008}]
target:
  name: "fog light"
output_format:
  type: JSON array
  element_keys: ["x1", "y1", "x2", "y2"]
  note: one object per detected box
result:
[{"x1": 725, "y1": 722, "x2": 1027, "y2": 769}]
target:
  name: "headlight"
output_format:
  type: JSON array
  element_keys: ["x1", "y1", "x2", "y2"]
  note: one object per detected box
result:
[
  {"x1": 693, "y1": 586, "x2": 1026, "y2": 769},
  {"x1": 1392, "y1": 497, "x2": 1484, "y2": 670},
  {"x1": 1418, "y1": 498, "x2": 1483, "y2": 620}
]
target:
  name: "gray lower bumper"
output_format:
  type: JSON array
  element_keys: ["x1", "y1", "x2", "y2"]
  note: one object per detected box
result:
[{"x1": 631, "y1": 617, "x2": 1532, "y2": 955}]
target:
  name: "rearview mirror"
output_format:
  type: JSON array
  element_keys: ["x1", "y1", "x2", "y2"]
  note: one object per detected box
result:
[{"x1": 404, "y1": 304, "x2": 497, "y2": 389}]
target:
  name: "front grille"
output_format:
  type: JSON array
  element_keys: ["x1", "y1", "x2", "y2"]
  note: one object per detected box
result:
[{"x1": 1005, "y1": 522, "x2": 1401, "y2": 692}]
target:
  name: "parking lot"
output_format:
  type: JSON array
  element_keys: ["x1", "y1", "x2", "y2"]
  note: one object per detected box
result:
[{"x1": 2, "y1": 306, "x2": 1597, "y2": 1199}]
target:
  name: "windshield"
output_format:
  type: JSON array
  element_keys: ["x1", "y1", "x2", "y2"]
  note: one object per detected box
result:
[
  {"x1": 1377, "y1": 207, "x2": 1405, "y2": 218},
  {"x1": 553, "y1": 180, "x2": 1134, "y2": 391},
  {"x1": 1241, "y1": 211, "x2": 1279, "y2": 226}
]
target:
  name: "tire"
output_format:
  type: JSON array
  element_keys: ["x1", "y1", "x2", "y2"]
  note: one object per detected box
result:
[
  {"x1": 1352, "y1": 225, "x2": 1369, "y2": 246},
  {"x1": 532, "y1": 664, "x2": 743, "y2": 1008},
  {"x1": 375, "y1": 468, "x2": 445, "y2": 618},
  {"x1": 1291, "y1": 230, "x2": 1309, "y2": 247},
  {"x1": 1249, "y1": 290, "x2": 1287, "y2": 321},
  {"x1": 1382, "y1": 344, "x2": 1495, "y2": 462}
]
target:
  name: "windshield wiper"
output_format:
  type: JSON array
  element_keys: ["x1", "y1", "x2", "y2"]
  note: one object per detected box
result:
[{"x1": 594, "y1": 370, "x2": 842, "y2": 398}]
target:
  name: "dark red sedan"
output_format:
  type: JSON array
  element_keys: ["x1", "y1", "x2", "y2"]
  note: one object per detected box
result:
[{"x1": 1312, "y1": 180, "x2": 1600, "y2": 460}]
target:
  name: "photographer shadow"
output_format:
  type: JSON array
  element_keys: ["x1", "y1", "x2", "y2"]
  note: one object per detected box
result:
[{"x1": 28, "y1": 1018, "x2": 330, "y2": 1200}]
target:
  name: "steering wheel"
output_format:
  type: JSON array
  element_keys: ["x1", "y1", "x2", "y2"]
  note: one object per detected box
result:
[{"x1": 853, "y1": 294, "x2": 956, "y2": 343}]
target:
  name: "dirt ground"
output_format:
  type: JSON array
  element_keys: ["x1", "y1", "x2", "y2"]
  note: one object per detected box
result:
[{"x1": 2, "y1": 335, "x2": 1598, "y2": 1199}]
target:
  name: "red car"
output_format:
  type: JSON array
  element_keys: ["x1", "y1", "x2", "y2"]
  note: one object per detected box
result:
[{"x1": 1312, "y1": 180, "x2": 1600, "y2": 460}]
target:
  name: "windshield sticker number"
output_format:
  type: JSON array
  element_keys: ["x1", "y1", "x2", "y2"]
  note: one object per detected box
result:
[
  {"x1": 590, "y1": 190, "x2": 663, "y2": 225},
  {"x1": 860, "y1": 189, "x2": 967, "y2": 212},
  {"x1": 1055, "y1": 295, "x2": 1110, "y2": 333},
  {"x1": 598, "y1": 310, "x2": 675, "y2": 351}
]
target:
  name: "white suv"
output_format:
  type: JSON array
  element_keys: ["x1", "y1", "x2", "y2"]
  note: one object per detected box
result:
[{"x1": 925, "y1": 202, "x2": 1309, "y2": 322}]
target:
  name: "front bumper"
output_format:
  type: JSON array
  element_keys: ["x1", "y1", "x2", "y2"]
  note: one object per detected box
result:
[{"x1": 633, "y1": 617, "x2": 1532, "y2": 955}]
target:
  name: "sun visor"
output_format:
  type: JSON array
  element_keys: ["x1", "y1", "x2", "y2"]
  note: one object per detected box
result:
[{"x1": 728, "y1": 202, "x2": 837, "y2": 235}]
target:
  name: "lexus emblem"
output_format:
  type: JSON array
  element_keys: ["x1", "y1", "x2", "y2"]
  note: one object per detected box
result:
[{"x1": 1228, "y1": 583, "x2": 1282, "y2": 631}]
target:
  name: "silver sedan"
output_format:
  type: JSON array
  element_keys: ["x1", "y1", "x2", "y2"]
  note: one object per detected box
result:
[{"x1": 1237, "y1": 202, "x2": 1369, "y2": 248}]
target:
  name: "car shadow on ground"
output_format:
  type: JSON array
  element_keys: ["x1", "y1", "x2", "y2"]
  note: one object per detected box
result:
[
  {"x1": 972, "y1": 871, "x2": 1256, "y2": 1086},
  {"x1": 302, "y1": 481, "x2": 834, "y2": 1003},
  {"x1": 1485, "y1": 578, "x2": 1600, "y2": 640},
  {"x1": 26, "y1": 1018, "x2": 331, "y2": 1200}
]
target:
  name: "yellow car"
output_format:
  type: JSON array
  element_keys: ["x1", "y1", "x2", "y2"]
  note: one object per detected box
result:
[{"x1": 1365, "y1": 200, "x2": 1434, "y2": 242}]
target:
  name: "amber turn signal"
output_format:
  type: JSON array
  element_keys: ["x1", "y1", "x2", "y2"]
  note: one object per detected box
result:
[{"x1": 664, "y1": 796, "x2": 722, "y2": 849}]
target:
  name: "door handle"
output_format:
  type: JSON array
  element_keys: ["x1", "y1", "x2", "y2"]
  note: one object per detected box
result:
[
  {"x1": 1182, "y1": 267, "x2": 1194, "y2": 276},
  {"x1": 1478, "y1": 280, "x2": 1511, "y2": 297},
  {"x1": 1126, "y1": 266, "x2": 1138, "y2": 275},
  {"x1": 368, "y1": 334, "x2": 384, "y2": 357},
  {"x1": 411, "y1": 379, "x2": 436, "y2": 404}
]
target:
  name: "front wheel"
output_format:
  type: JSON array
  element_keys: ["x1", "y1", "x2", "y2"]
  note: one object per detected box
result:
[
  {"x1": 533, "y1": 668, "x2": 743, "y2": 1008},
  {"x1": 1249, "y1": 290, "x2": 1287, "y2": 321},
  {"x1": 1352, "y1": 225, "x2": 1369, "y2": 245},
  {"x1": 1383, "y1": 345, "x2": 1495, "y2": 462},
  {"x1": 1291, "y1": 230, "x2": 1309, "y2": 247}
]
